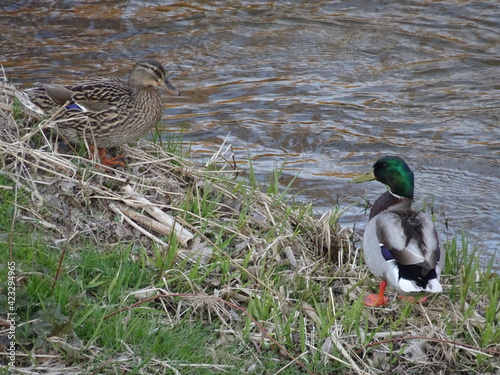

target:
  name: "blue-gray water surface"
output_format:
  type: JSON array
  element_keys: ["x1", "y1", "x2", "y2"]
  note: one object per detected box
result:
[{"x1": 2, "y1": 0, "x2": 499, "y2": 267}]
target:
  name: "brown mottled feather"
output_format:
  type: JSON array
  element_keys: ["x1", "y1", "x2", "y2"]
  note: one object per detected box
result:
[{"x1": 25, "y1": 59, "x2": 179, "y2": 149}]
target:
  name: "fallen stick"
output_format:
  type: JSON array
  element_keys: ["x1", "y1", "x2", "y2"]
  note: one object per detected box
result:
[
  {"x1": 109, "y1": 202, "x2": 170, "y2": 249},
  {"x1": 117, "y1": 203, "x2": 173, "y2": 238},
  {"x1": 109, "y1": 202, "x2": 209, "y2": 264},
  {"x1": 122, "y1": 184, "x2": 194, "y2": 247}
]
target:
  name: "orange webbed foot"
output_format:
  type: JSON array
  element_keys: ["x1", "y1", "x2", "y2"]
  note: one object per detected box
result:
[
  {"x1": 363, "y1": 293, "x2": 389, "y2": 307},
  {"x1": 363, "y1": 280, "x2": 389, "y2": 307},
  {"x1": 100, "y1": 155, "x2": 127, "y2": 168},
  {"x1": 89, "y1": 145, "x2": 127, "y2": 169}
]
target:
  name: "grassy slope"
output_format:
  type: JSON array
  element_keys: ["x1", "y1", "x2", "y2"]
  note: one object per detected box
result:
[{"x1": 0, "y1": 85, "x2": 499, "y2": 374}]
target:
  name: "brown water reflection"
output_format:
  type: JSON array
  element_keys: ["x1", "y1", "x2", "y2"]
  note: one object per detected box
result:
[{"x1": 2, "y1": 1, "x2": 499, "y2": 265}]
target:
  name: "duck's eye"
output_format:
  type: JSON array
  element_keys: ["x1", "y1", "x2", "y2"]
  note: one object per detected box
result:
[{"x1": 150, "y1": 67, "x2": 163, "y2": 80}]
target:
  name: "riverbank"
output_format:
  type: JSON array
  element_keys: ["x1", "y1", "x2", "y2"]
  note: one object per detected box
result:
[{"x1": 0, "y1": 82, "x2": 498, "y2": 374}]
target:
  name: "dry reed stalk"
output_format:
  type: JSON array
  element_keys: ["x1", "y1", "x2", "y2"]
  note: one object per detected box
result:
[
  {"x1": 113, "y1": 202, "x2": 175, "y2": 238},
  {"x1": 109, "y1": 202, "x2": 171, "y2": 249},
  {"x1": 121, "y1": 184, "x2": 194, "y2": 246}
]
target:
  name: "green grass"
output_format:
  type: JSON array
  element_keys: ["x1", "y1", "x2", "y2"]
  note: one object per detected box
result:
[
  {"x1": 11, "y1": 97, "x2": 24, "y2": 122},
  {"x1": 0, "y1": 208, "x2": 242, "y2": 373},
  {"x1": 152, "y1": 123, "x2": 190, "y2": 158}
]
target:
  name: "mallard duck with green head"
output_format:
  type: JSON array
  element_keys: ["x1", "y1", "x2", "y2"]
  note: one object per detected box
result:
[
  {"x1": 350, "y1": 156, "x2": 444, "y2": 306},
  {"x1": 21, "y1": 59, "x2": 179, "y2": 167}
]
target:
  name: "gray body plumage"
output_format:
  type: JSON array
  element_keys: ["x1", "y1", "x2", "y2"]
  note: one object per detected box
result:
[{"x1": 363, "y1": 191, "x2": 444, "y2": 294}]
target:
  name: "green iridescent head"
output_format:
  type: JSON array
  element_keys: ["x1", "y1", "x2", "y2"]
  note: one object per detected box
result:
[{"x1": 350, "y1": 156, "x2": 414, "y2": 199}]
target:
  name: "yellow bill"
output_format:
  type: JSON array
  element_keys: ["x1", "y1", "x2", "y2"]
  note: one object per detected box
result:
[{"x1": 350, "y1": 169, "x2": 376, "y2": 183}]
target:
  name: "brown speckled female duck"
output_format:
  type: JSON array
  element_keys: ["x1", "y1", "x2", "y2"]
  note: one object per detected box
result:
[{"x1": 24, "y1": 59, "x2": 179, "y2": 167}]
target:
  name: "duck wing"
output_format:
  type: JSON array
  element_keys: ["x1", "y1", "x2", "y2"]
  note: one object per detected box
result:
[
  {"x1": 27, "y1": 78, "x2": 129, "y2": 113},
  {"x1": 40, "y1": 83, "x2": 113, "y2": 112},
  {"x1": 375, "y1": 211, "x2": 443, "y2": 292},
  {"x1": 67, "y1": 78, "x2": 130, "y2": 106},
  {"x1": 376, "y1": 211, "x2": 441, "y2": 270}
]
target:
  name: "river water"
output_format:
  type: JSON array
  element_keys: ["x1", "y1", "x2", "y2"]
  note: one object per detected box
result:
[{"x1": 2, "y1": 1, "x2": 499, "y2": 265}]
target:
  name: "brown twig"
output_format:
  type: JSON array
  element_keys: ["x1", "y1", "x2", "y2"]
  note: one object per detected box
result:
[{"x1": 50, "y1": 246, "x2": 67, "y2": 296}]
